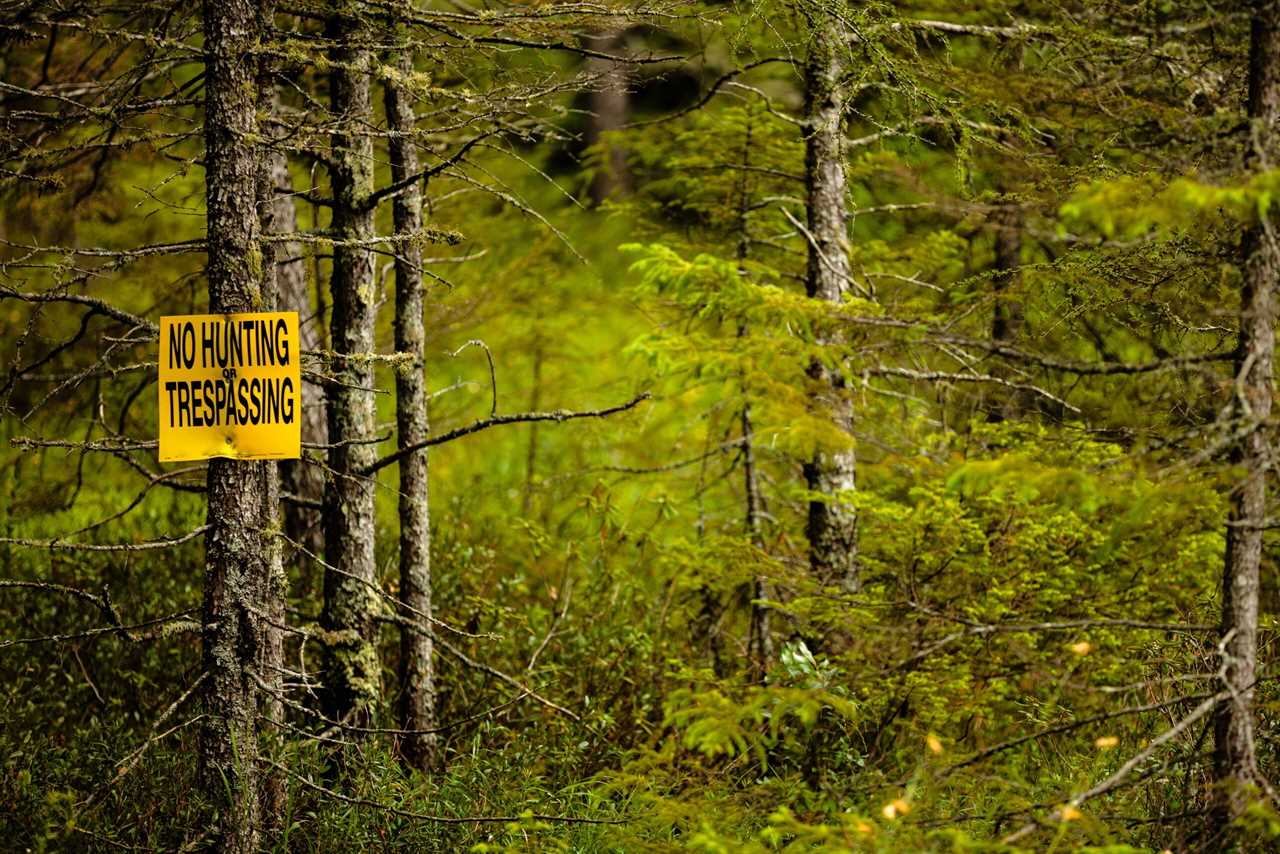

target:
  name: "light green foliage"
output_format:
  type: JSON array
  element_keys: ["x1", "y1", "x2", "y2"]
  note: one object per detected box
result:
[
  {"x1": 1061, "y1": 170, "x2": 1280, "y2": 238},
  {"x1": 665, "y1": 684, "x2": 859, "y2": 765}
]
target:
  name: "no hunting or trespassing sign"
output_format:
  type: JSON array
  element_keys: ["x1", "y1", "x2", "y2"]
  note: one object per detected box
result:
[{"x1": 158, "y1": 312, "x2": 301, "y2": 462}]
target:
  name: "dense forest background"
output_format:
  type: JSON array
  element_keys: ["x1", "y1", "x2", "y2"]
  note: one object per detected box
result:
[{"x1": 2, "y1": 0, "x2": 1280, "y2": 851}]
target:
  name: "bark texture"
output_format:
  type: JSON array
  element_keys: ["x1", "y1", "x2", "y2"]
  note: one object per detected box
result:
[
  {"x1": 201, "y1": 0, "x2": 273, "y2": 848},
  {"x1": 255, "y1": 109, "x2": 291, "y2": 828},
  {"x1": 386, "y1": 46, "x2": 438, "y2": 771},
  {"x1": 271, "y1": 149, "x2": 328, "y2": 566},
  {"x1": 320, "y1": 3, "x2": 381, "y2": 726},
  {"x1": 1213, "y1": 0, "x2": 1280, "y2": 825},
  {"x1": 801, "y1": 15, "x2": 859, "y2": 593}
]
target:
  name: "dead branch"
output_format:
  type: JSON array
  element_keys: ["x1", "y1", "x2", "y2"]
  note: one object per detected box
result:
[{"x1": 362, "y1": 392, "x2": 651, "y2": 476}]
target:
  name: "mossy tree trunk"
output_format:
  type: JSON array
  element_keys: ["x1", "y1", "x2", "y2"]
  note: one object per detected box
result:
[
  {"x1": 320, "y1": 1, "x2": 381, "y2": 727},
  {"x1": 1213, "y1": 0, "x2": 1280, "y2": 828},
  {"x1": 271, "y1": 146, "x2": 328, "y2": 571},
  {"x1": 200, "y1": 0, "x2": 275, "y2": 848},
  {"x1": 255, "y1": 110, "x2": 294, "y2": 830},
  {"x1": 385, "y1": 41, "x2": 438, "y2": 771},
  {"x1": 800, "y1": 11, "x2": 859, "y2": 593}
]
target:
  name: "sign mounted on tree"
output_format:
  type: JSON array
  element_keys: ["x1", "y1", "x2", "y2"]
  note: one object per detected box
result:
[{"x1": 158, "y1": 312, "x2": 302, "y2": 462}]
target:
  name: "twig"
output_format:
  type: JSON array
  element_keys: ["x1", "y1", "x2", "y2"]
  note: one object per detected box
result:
[
  {"x1": 0, "y1": 525, "x2": 209, "y2": 552},
  {"x1": 863, "y1": 366, "x2": 1081, "y2": 414},
  {"x1": 0, "y1": 609, "x2": 199, "y2": 649},
  {"x1": 450, "y1": 339, "x2": 498, "y2": 417},
  {"x1": 1000, "y1": 690, "x2": 1230, "y2": 844},
  {"x1": 80, "y1": 674, "x2": 208, "y2": 809},
  {"x1": 944, "y1": 692, "x2": 1216, "y2": 774}
]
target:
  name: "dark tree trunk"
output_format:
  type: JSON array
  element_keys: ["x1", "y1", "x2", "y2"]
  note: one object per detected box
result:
[
  {"x1": 1213, "y1": 0, "x2": 1280, "y2": 826},
  {"x1": 320, "y1": 3, "x2": 380, "y2": 726},
  {"x1": 735, "y1": 108, "x2": 772, "y2": 675},
  {"x1": 801, "y1": 14, "x2": 858, "y2": 593},
  {"x1": 585, "y1": 31, "x2": 630, "y2": 205},
  {"x1": 271, "y1": 148, "x2": 328, "y2": 570},
  {"x1": 743, "y1": 401, "x2": 773, "y2": 674},
  {"x1": 991, "y1": 205, "x2": 1025, "y2": 346},
  {"x1": 200, "y1": 0, "x2": 274, "y2": 848},
  {"x1": 989, "y1": 202, "x2": 1026, "y2": 421},
  {"x1": 385, "y1": 45, "x2": 437, "y2": 771}
]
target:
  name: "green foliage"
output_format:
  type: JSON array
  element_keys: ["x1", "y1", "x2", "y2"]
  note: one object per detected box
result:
[{"x1": 1060, "y1": 170, "x2": 1280, "y2": 239}]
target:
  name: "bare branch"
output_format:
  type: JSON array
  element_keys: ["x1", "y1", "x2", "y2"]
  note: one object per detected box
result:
[
  {"x1": 0, "y1": 525, "x2": 209, "y2": 552},
  {"x1": 361, "y1": 392, "x2": 651, "y2": 476}
]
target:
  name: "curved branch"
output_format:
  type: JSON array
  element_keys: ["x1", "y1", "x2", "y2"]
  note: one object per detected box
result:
[{"x1": 361, "y1": 392, "x2": 651, "y2": 476}]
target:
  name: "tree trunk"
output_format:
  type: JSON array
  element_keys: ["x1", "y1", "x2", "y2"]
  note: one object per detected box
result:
[
  {"x1": 200, "y1": 0, "x2": 273, "y2": 848},
  {"x1": 385, "y1": 45, "x2": 437, "y2": 771},
  {"x1": 320, "y1": 3, "x2": 380, "y2": 727},
  {"x1": 989, "y1": 202, "x2": 1026, "y2": 421},
  {"x1": 736, "y1": 108, "x2": 772, "y2": 675},
  {"x1": 991, "y1": 205, "x2": 1024, "y2": 346},
  {"x1": 585, "y1": 31, "x2": 630, "y2": 205},
  {"x1": 255, "y1": 112, "x2": 291, "y2": 831},
  {"x1": 801, "y1": 13, "x2": 858, "y2": 593},
  {"x1": 271, "y1": 147, "x2": 328, "y2": 570},
  {"x1": 743, "y1": 401, "x2": 773, "y2": 674},
  {"x1": 1213, "y1": 0, "x2": 1280, "y2": 826}
]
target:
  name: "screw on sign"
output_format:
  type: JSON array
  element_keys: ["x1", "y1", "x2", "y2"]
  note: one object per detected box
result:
[{"x1": 158, "y1": 312, "x2": 302, "y2": 462}]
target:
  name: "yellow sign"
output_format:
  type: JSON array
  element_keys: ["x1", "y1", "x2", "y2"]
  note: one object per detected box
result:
[{"x1": 158, "y1": 312, "x2": 302, "y2": 462}]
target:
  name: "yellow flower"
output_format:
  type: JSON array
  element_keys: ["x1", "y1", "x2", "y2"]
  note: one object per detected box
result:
[
  {"x1": 926, "y1": 734, "x2": 944, "y2": 754},
  {"x1": 881, "y1": 802, "x2": 897, "y2": 820},
  {"x1": 1070, "y1": 641, "x2": 1092, "y2": 656},
  {"x1": 1095, "y1": 735, "x2": 1119, "y2": 749},
  {"x1": 1061, "y1": 805, "x2": 1084, "y2": 821}
]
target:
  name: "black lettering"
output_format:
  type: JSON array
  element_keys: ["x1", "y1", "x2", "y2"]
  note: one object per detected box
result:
[
  {"x1": 167, "y1": 326, "x2": 183, "y2": 371},
  {"x1": 258, "y1": 321, "x2": 275, "y2": 367},
  {"x1": 249, "y1": 377, "x2": 262, "y2": 424},
  {"x1": 276, "y1": 318, "x2": 289, "y2": 366},
  {"x1": 214, "y1": 321, "x2": 228, "y2": 368},
  {"x1": 239, "y1": 321, "x2": 254, "y2": 366},
  {"x1": 213, "y1": 379, "x2": 228, "y2": 424},
  {"x1": 226, "y1": 381, "x2": 239, "y2": 426},
  {"x1": 264, "y1": 378, "x2": 277, "y2": 423},
  {"x1": 164, "y1": 381, "x2": 178, "y2": 426},
  {"x1": 228, "y1": 321, "x2": 243, "y2": 368},
  {"x1": 177, "y1": 382, "x2": 191, "y2": 427},
  {"x1": 200, "y1": 322, "x2": 215, "y2": 369},
  {"x1": 281, "y1": 377, "x2": 295, "y2": 424},
  {"x1": 190, "y1": 381, "x2": 203, "y2": 427},
  {"x1": 181, "y1": 323, "x2": 196, "y2": 369},
  {"x1": 202, "y1": 379, "x2": 216, "y2": 426}
]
